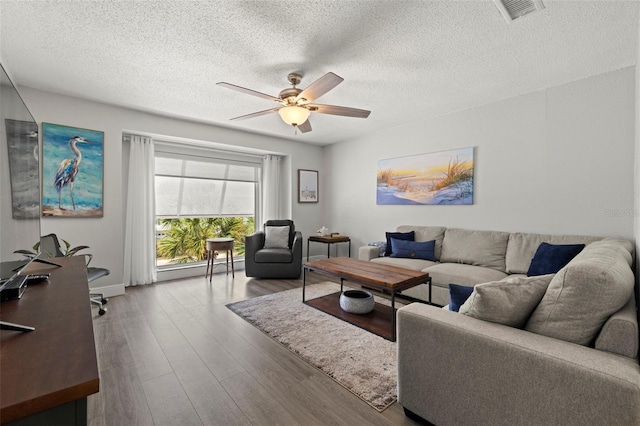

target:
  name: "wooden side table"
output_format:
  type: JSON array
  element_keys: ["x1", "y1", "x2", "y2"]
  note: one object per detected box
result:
[
  {"x1": 307, "y1": 235, "x2": 351, "y2": 261},
  {"x1": 206, "y1": 238, "x2": 234, "y2": 280}
]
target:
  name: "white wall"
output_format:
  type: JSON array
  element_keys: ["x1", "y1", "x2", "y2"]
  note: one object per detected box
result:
[
  {"x1": 18, "y1": 87, "x2": 325, "y2": 294},
  {"x1": 635, "y1": 12, "x2": 640, "y2": 306},
  {"x1": 325, "y1": 67, "x2": 636, "y2": 251}
]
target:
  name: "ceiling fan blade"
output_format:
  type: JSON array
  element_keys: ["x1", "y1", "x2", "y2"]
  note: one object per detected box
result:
[
  {"x1": 230, "y1": 107, "x2": 281, "y2": 121},
  {"x1": 295, "y1": 72, "x2": 344, "y2": 103},
  {"x1": 217, "y1": 82, "x2": 282, "y2": 103},
  {"x1": 297, "y1": 120, "x2": 312, "y2": 133},
  {"x1": 308, "y1": 104, "x2": 371, "y2": 118}
]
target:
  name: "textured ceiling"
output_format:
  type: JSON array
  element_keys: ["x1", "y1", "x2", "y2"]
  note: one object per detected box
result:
[{"x1": 0, "y1": 1, "x2": 638, "y2": 145}]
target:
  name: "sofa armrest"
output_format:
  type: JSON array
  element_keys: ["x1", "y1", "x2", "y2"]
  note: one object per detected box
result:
[
  {"x1": 397, "y1": 303, "x2": 640, "y2": 426},
  {"x1": 291, "y1": 231, "x2": 302, "y2": 265},
  {"x1": 245, "y1": 231, "x2": 265, "y2": 258},
  {"x1": 359, "y1": 245, "x2": 380, "y2": 261},
  {"x1": 595, "y1": 296, "x2": 639, "y2": 358}
]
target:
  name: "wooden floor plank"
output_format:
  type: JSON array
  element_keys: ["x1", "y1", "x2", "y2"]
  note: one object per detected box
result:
[
  {"x1": 162, "y1": 344, "x2": 251, "y2": 426},
  {"x1": 122, "y1": 319, "x2": 174, "y2": 382},
  {"x1": 142, "y1": 373, "x2": 203, "y2": 426},
  {"x1": 220, "y1": 371, "x2": 300, "y2": 426},
  {"x1": 93, "y1": 320, "x2": 134, "y2": 372},
  {"x1": 232, "y1": 344, "x2": 355, "y2": 426},
  {"x1": 99, "y1": 363, "x2": 155, "y2": 426},
  {"x1": 171, "y1": 316, "x2": 245, "y2": 381}
]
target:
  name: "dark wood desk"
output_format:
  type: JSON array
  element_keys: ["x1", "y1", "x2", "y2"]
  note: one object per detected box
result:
[{"x1": 0, "y1": 256, "x2": 99, "y2": 425}]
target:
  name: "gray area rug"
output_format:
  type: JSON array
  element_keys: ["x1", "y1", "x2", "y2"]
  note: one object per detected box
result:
[{"x1": 226, "y1": 282, "x2": 398, "y2": 411}]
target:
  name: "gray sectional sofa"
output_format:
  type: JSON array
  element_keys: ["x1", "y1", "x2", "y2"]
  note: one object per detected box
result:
[
  {"x1": 359, "y1": 225, "x2": 602, "y2": 306},
  {"x1": 359, "y1": 226, "x2": 639, "y2": 424}
]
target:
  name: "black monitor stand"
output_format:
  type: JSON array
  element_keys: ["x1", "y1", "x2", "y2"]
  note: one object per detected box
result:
[
  {"x1": 0, "y1": 321, "x2": 35, "y2": 332},
  {"x1": 11, "y1": 257, "x2": 63, "y2": 272}
]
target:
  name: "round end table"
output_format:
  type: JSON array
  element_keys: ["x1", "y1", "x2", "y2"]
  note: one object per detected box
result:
[{"x1": 206, "y1": 238, "x2": 234, "y2": 281}]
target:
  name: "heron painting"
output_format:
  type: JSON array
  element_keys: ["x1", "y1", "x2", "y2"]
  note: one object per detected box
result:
[{"x1": 42, "y1": 123, "x2": 103, "y2": 217}]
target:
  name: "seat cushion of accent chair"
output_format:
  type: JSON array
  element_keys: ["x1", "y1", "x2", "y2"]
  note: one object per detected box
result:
[{"x1": 255, "y1": 248, "x2": 293, "y2": 263}]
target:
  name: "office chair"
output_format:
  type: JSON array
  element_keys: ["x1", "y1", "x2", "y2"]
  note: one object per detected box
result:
[{"x1": 39, "y1": 233, "x2": 110, "y2": 315}]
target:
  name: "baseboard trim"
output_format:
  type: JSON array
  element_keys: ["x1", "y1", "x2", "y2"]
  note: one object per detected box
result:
[
  {"x1": 90, "y1": 283, "x2": 125, "y2": 298},
  {"x1": 157, "y1": 261, "x2": 246, "y2": 282}
]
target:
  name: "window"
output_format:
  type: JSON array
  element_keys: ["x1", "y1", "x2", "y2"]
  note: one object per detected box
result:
[{"x1": 154, "y1": 144, "x2": 261, "y2": 268}]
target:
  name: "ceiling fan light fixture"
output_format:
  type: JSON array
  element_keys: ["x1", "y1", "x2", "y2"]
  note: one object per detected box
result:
[{"x1": 278, "y1": 106, "x2": 310, "y2": 126}]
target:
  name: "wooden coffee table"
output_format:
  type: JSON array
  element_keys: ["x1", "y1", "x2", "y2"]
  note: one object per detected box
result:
[{"x1": 303, "y1": 257, "x2": 431, "y2": 341}]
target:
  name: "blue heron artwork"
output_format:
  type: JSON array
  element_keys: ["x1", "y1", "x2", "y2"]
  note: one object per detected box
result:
[{"x1": 42, "y1": 123, "x2": 103, "y2": 217}]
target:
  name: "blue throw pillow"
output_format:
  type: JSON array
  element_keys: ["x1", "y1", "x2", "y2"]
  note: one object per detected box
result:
[
  {"x1": 390, "y1": 238, "x2": 436, "y2": 261},
  {"x1": 384, "y1": 231, "x2": 414, "y2": 256},
  {"x1": 527, "y1": 242, "x2": 585, "y2": 276},
  {"x1": 449, "y1": 284, "x2": 474, "y2": 312}
]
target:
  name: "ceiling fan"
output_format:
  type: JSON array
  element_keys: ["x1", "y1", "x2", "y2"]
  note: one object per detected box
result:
[{"x1": 217, "y1": 72, "x2": 370, "y2": 134}]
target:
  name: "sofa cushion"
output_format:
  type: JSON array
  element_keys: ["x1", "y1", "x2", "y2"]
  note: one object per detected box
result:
[
  {"x1": 526, "y1": 242, "x2": 584, "y2": 276},
  {"x1": 264, "y1": 226, "x2": 290, "y2": 248},
  {"x1": 525, "y1": 239, "x2": 635, "y2": 346},
  {"x1": 397, "y1": 225, "x2": 447, "y2": 260},
  {"x1": 424, "y1": 263, "x2": 508, "y2": 290},
  {"x1": 440, "y1": 228, "x2": 510, "y2": 272},
  {"x1": 459, "y1": 274, "x2": 554, "y2": 328},
  {"x1": 384, "y1": 231, "x2": 414, "y2": 256},
  {"x1": 371, "y1": 256, "x2": 437, "y2": 271},
  {"x1": 390, "y1": 238, "x2": 436, "y2": 261},
  {"x1": 505, "y1": 232, "x2": 601, "y2": 274},
  {"x1": 449, "y1": 284, "x2": 474, "y2": 312}
]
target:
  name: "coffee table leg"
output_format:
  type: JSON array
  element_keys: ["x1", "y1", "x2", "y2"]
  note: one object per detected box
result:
[
  {"x1": 340, "y1": 278, "x2": 344, "y2": 293},
  {"x1": 302, "y1": 267, "x2": 307, "y2": 302},
  {"x1": 391, "y1": 290, "x2": 396, "y2": 341}
]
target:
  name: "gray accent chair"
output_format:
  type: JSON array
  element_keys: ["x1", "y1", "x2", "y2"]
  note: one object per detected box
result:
[{"x1": 244, "y1": 220, "x2": 302, "y2": 279}]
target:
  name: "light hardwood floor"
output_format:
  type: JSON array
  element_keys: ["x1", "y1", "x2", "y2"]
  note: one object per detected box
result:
[{"x1": 88, "y1": 267, "x2": 420, "y2": 426}]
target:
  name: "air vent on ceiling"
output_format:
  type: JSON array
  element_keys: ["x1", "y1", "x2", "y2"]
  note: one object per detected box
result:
[{"x1": 493, "y1": 0, "x2": 545, "y2": 23}]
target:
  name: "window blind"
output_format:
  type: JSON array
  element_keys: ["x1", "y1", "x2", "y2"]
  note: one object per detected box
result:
[{"x1": 154, "y1": 147, "x2": 260, "y2": 218}]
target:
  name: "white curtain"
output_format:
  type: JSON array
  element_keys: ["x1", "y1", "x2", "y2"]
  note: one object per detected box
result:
[
  {"x1": 123, "y1": 135, "x2": 157, "y2": 286},
  {"x1": 261, "y1": 154, "x2": 282, "y2": 225}
]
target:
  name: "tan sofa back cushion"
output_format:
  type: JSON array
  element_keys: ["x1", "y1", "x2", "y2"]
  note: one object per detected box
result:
[
  {"x1": 440, "y1": 228, "x2": 510, "y2": 272},
  {"x1": 525, "y1": 239, "x2": 634, "y2": 346},
  {"x1": 505, "y1": 232, "x2": 602, "y2": 274},
  {"x1": 397, "y1": 225, "x2": 446, "y2": 260}
]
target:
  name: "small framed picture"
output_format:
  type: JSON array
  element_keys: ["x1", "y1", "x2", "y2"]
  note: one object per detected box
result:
[{"x1": 298, "y1": 169, "x2": 318, "y2": 203}]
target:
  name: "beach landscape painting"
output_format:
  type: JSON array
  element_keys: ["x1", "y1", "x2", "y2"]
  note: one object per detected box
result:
[
  {"x1": 42, "y1": 123, "x2": 104, "y2": 217},
  {"x1": 377, "y1": 147, "x2": 474, "y2": 205}
]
